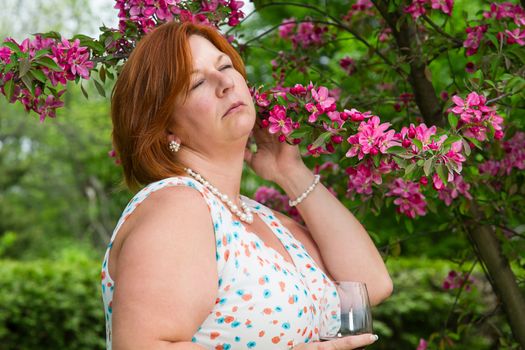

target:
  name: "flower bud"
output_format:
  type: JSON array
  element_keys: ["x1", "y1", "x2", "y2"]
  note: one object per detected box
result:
[{"x1": 331, "y1": 135, "x2": 343, "y2": 144}]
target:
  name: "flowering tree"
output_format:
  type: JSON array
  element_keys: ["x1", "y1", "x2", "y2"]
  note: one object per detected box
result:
[{"x1": 0, "y1": 0, "x2": 524, "y2": 348}]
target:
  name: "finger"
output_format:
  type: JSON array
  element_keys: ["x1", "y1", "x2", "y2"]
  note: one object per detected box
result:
[{"x1": 322, "y1": 334, "x2": 378, "y2": 350}]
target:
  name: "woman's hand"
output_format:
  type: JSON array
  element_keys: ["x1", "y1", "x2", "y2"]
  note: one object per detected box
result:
[
  {"x1": 244, "y1": 120, "x2": 305, "y2": 183},
  {"x1": 293, "y1": 334, "x2": 379, "y2": 350}
]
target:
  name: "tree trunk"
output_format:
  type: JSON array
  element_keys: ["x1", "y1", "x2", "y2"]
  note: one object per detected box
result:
[{"x1": 467, "y1": 203, "x2": 525, "y2": 348}]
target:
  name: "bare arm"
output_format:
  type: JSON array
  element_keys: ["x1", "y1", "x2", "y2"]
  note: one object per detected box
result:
[
  {"x1": 111, "y1": 187, "x2": 217, "y2": 349},
  {"x1": 275, "y1": 165, "x2": 393, "y2": 305}
]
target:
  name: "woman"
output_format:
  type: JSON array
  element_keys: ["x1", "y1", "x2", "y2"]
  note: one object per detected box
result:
[{"x1": 101, "y1": 21, "x2": 393, "y2": 350}]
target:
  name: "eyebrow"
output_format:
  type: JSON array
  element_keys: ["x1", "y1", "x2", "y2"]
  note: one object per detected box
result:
[{"x1": 191, "y1": 54, "x2": 228, "y2": 75}]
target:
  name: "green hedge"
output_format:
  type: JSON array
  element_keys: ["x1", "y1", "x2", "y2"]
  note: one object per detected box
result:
[
  {"x1": 0, "y1": 251, "x2": 105, "y2": 350},
  {"x1": 0, "y1": 254, "x2": 510, "y2": 349}
]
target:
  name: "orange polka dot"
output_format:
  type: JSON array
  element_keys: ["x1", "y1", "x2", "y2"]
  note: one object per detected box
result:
[
  {"x1": 263, "y1": 308, "x2": 273, "y2": 314},
  {"x1": 232, "y1": 306, "x2": 238, "y2": 312},
  {"x1": 279, "y1": 281, "x2": 286, "y2": 292},
  {"x1": 288, "y1": 296, "x2": 295, "y2": 304},
  {"x1": 215, "y1": 345, "x2": 224, "y2": 350},
  {"x1": 242, "y1": 294, "x2": 252, "y2": 301},
  {"x1": 272, "y1": 336, "x2": 281, "y2": 344},
  {"x1": 215, "y1": 311, "x2": 222, "y2": 317},
  {"x1": 272, "y1": 320, "x2": 278, "y2": 324},
  {"x1": 259, "y1": 331, "x2": 265, "y2": 337},
  {"x1": 258, "y1": 277, "x2": 266, "y2": 285},
  {"x1": 210, "y1": 332, "x2": 220, "y2": 340},
  {"x1": 224, "y1": 250, "x2": 230, "y2": 261},
  {"x1": 224, "y1": 316, "x2": 234, "y2": 323}
]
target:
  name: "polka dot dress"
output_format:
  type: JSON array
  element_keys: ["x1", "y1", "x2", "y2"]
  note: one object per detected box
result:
[{"x1": 101, "y1": 176, "x2": 340, "y2": 350}]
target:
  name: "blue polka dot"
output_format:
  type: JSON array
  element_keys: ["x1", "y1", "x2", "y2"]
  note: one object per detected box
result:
[
  {"x1": 247, "y1": 341, "x2": 257, "y2": 348},
  {"x1": 263, "y1": 289, "x2": 272, "y2": 298},
  {"x1": 283, "y1": 322, "x2": 291, "y2": 329}
]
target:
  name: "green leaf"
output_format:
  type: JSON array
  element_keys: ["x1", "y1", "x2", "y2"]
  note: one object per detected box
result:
[
  {"x1": 465, "y1": 137, "x2": 482, "y2": 149},
  {"x1": 289, "y1": 128, "x2": 309, "y2": 139},
  {"x1": 372, "y1": 154, "x2": 380, "y2": 167},
  {"x1": 4, "y1": 79, "x2": 14, "y2": 100},
  {"x1": 33, "y1": 49, "x2": 50, "y2": 60},
  {"x1": 35, "y1": 57, "x2": 61, "y2": 71},
  {"x1": 405, "y1": 163, "x2": 417, "y2": 175},
  {"x1": 2, "y1": 42, "x2": 20, "y2": 54},
  {"x1": 443, "y1": 134, "x2": 461, "y2": 148},
  {"x1": 94, "y1": 79, "x2": 106, "y2": 98},
  {"x1": 436, "y1": 164, "x2": 448, "y2": 184},
  {"x1": 404, "y1": 219, "x2": 414, "y2": 234},
  {"x1": 462, "y1": 138, "x2": 471, "y2": 156},
  {"x1": 31, "y1": 69, "x2": 47, "y2": 83},
  {"x1": 36, "y1": 31, "x2": 61, "y2": 40},
  {"x1": 448, "y1": 113, "x2": 458, "y2": 129},
  {"x1": 19, "y1": 58, "x2": 31, "y2": 77},
  {"x1": 80, "y1": 82, "x2": 89, "y2": 99},
  {"x1": 311, "y1": 131, "x2": 331, "y2": 149},
  {"x1": 386, "y1": 146, "x2": 406, "y2": 154},
  {"x1": 412, "y1": 139, "x2": 423, "y2": 151},
  {"x1": 423, "y1": 158, "x2": 433, "y2": 177},
  {"x1": 21, "y1": 74, "x2": 34, "y2": 94},
  {"x1": 99, "y1": 66, "x2": 106, "y2": 83}
]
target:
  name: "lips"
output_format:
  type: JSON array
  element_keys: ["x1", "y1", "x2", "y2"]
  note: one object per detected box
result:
[{"x1": 223, "y1": 101, "x2": 245, "y2": 118}]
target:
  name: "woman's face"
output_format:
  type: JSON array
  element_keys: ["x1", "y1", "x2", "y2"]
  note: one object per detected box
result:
[{"x1": 170, "y1": 35, "x2": 256, "y2": 155}]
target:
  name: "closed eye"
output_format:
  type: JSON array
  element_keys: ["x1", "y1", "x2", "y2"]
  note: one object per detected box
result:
[{"x1": 190, "y1": 65, "x2": 233, "y2": 90}]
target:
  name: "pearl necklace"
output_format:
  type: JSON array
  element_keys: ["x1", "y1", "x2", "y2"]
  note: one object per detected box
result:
[{"x1": 185, "y1": 168, "x2": 254, "y2": 224}]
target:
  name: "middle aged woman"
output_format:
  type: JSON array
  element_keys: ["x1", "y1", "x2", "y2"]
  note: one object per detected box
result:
[{"x1": 101, "y1": 21, "x2": 393, "y2": 350}]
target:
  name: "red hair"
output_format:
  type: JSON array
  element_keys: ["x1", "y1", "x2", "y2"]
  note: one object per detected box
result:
[{"x1": 111, "y1": 21, "x2": 247, "y2": 191}]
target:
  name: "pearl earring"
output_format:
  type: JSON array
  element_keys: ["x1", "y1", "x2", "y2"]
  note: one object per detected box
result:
[{"x1": 168, "y1": 140, "x2": 180, "y2": 153}]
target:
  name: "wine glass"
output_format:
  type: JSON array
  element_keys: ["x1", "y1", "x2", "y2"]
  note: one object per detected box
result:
[{"x1": 319, "y1": 281, "x2": 373, "y2": 349}]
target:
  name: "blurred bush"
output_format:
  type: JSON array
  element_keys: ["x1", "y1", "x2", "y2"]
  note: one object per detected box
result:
[
  {"x1": 0, "y1": 254, "x2": 510, "y2": 350},
  {"x1": 0, "y1": 249, "x2": 105, "y2": 349}
]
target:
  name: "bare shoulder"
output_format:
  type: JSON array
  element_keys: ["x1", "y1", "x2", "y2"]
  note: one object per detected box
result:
[
  {"x1": 270, "y1": 209, "x2": 330, "y2": 275},
  {"x1": 112, "y1": 185, "x2": 217, "y2": 347}
]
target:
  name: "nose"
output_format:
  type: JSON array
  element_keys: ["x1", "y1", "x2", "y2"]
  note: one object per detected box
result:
[{"x1": 215, "y1": 70, "x2": 234, "y2": 98}]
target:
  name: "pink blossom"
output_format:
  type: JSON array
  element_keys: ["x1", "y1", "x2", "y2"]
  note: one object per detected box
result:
[
  {"x1": 505, "y1": 28, "x2": 525, "y2": 46},
  {"x1": 279, "y1": 18, "x2": 296, "y2": 39},
  {"x1": 386, "y1": 178, "x2": 427, "y2": 218},
  {"x1": 483, "y1": 2, "x2": 525, "y2": 23},
  {"x1": 417, "y1": 339, "x2": 428, "y2": 350},
  {"x1": 339, "y1": 56, "x2": 356, "y2": 75},
  {"x1": 305, "y1": 86, "x2": 336, "y2": 122},
  {"x1": 465, "y1": 61, "x2": 476, "y2": 73},
  {"x1": 501, "y1": 132, "x2": 525, "y2": 174},
  {"x1": 268, "y1": 105, "x2": 293, "y2": 135},
  {"x1": 443, "y1": 270, "x2": 475, "y2": 291},
  {"x1": 378, "y1": 27, "x2": 392, "y2": 42},
  {"x1": 343, "y1": 108, "x2": 372, "y2": 122},
  {"x1": 0, "y1": 46, "x2": 12, "y2": 64},
  {"x1": 479, "y1": 159, "x2": 500, "y2": 176},
  {"x1": 346, "y1": 160, "x2": 395, "y2": 196},
  {"x1": 463, "y1": 25, "x2": 487, "y2": 56},
  {"x1": 448, "y1": 92, "x2": 504, "y2": 141},
  {"x1": 430, "y1": 0, "x2": 453, "y2": 15},
  {"x1": 346, "y1": 116, "x2": 398, "y2": 159},
  {"x1": 404, "y1": 0, "x2": 428, "y2": 19},
  {"x1": 434, "y1": 174, "x2": 472, "y2": 206}
]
